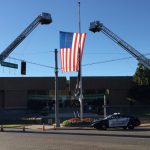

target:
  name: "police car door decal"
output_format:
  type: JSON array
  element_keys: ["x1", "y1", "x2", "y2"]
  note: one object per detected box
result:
[
  {"x1": 109, "y1": 118, "x2": 118, "y2": 127},
  {"x1": 109, "y1": 118, "x2": 129, "y2": 127}
]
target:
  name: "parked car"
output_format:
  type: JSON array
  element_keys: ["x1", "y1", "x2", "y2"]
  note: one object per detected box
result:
[{"x1": 91, "y1": 113, "x2": 140, "y2": 130}]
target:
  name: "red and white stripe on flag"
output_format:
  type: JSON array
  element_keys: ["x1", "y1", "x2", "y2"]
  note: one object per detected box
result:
[{"x1": 60, "y1": 33, "x2": 86, "y2": 72}]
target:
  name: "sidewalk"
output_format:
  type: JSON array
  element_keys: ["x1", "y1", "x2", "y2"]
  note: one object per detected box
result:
[
  {"x1": 27, "y1": 123, "x2": 150, "y2": 131},
  {"x1": 26, "y1": 124, "x2": 91, "y2": 131},
  {"x1": 27, "y1": 125, "x2": 54, "y2": 130}
]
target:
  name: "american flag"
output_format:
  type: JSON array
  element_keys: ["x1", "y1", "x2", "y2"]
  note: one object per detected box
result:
[{"x1": 60, "y1": 31, "x2": 86, "y2": 72}]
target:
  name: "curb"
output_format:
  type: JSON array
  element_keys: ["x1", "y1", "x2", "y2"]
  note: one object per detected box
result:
[{"x1": 140, "y1": 124, "x2": 150, "y2": 127}]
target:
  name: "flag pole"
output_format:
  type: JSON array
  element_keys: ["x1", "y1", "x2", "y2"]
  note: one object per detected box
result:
[{"x1": 78, "y1": 1, "x2": 83, "y2": 120}]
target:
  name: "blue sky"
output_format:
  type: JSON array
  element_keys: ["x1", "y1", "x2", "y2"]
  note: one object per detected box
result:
[{"x1": 0, "y1": 0, "x2": 150, "y2": 78}]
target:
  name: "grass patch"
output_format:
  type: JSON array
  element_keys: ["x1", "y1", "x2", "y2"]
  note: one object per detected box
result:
[
  {"x1": 1, "y1": 124, "x2": 27, "y2": 128},
  {"x1": 145, "y1": 113, "x2": 150, "y2": 116}
]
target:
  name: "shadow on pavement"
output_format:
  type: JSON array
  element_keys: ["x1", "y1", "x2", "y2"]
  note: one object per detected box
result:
[{"x1": 106, "y1": 127, "x2": 150, "y2": 132}]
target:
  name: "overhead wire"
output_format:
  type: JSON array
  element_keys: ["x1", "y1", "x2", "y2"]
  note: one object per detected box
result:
[
  {"x1": 13, "y1": 50, "x2": 54, "y2": 55},
  {"x1": 82, "y1": 53, "x2": 150, "y2": 67},
  {"x1": 13, "y1": 49, "x2": 129, "y2": 55},
  {"x1": 82, "y1": 56, "x2": 133, "y2": 67},
  {"x1": 12, "y1": 49, "x2": 150, "y2": 56},
  {"x1": 8, "y1": 56, "x2": 55, "y2": 69},
  {"x1": 6, "y1": 53, "x2": 150, "y2": 70}
]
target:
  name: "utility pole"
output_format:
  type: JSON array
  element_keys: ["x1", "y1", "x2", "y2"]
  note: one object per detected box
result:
[{"x1": 54, "y1": 48, "x2": 60, "y2": 127}]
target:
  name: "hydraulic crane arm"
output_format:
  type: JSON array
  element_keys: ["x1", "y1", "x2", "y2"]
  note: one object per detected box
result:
[
  {"x1": 89, "y1": 21, "x2": 150, "y2": 70},
  {"x1": 0, "y1": 12, "x2": 52, "y2": 62}
]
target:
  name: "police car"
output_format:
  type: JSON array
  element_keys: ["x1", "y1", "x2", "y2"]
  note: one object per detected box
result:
[{"x1": 91, "y1": 113, "x2": 140, "y2": 130}]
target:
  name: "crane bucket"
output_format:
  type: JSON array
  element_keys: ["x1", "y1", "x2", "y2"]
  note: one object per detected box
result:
[
  {"x1": 89, "y1": 21, "x2": 103, "y2": 33},
  {"x1": 40, "y1": 12, "x2": 52, "y2": 24}
]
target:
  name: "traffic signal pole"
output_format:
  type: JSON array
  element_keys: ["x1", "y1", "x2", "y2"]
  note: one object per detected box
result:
[{"x1": 54, "y1": 49, "x2": 60, "y2": 127}]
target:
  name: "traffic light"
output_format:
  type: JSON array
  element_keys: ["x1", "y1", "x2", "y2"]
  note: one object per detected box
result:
[{"x1": 21, "y1": 61, "x2": 26, "y2": 75}]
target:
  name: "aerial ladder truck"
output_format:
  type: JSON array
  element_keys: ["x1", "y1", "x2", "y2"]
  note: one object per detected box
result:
[
  {"x1": 89, "y1": 21, "x2": 150, "y2": 70},
  {"x1": 0, "y1": 12, "x2": 52, "y2": 62}
]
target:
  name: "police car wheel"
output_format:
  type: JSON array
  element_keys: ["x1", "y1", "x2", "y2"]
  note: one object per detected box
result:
[
  {"x1": 93, "y1": 124, "x2": 101, "y2": 130},
  {"x1": 101, "y1": 124, "x2": 107, "y2": 130},
  {"x1": 128, "y1": 124, "x2": 134, "y2": 130}
]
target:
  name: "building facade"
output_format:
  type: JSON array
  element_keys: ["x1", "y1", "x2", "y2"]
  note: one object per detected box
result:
[
  {"x1": 0, "y1": 77, "x2": 67, "y2": 109},
  {"x1": 0, "y1": 76, "x2": 135, "y2": 113}
]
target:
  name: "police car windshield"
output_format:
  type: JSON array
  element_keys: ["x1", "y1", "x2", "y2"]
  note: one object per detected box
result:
[{"x1": 105, "y1": 113, "x2": 121, "y2": 119}]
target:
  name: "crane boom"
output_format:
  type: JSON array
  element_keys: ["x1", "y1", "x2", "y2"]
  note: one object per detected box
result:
[
  {"x1": 0, "y1": 12, "x2": 52, "y2": 62},
  {"x1": 89, "y1": 21, "x2": 150, "y2": 70}
]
